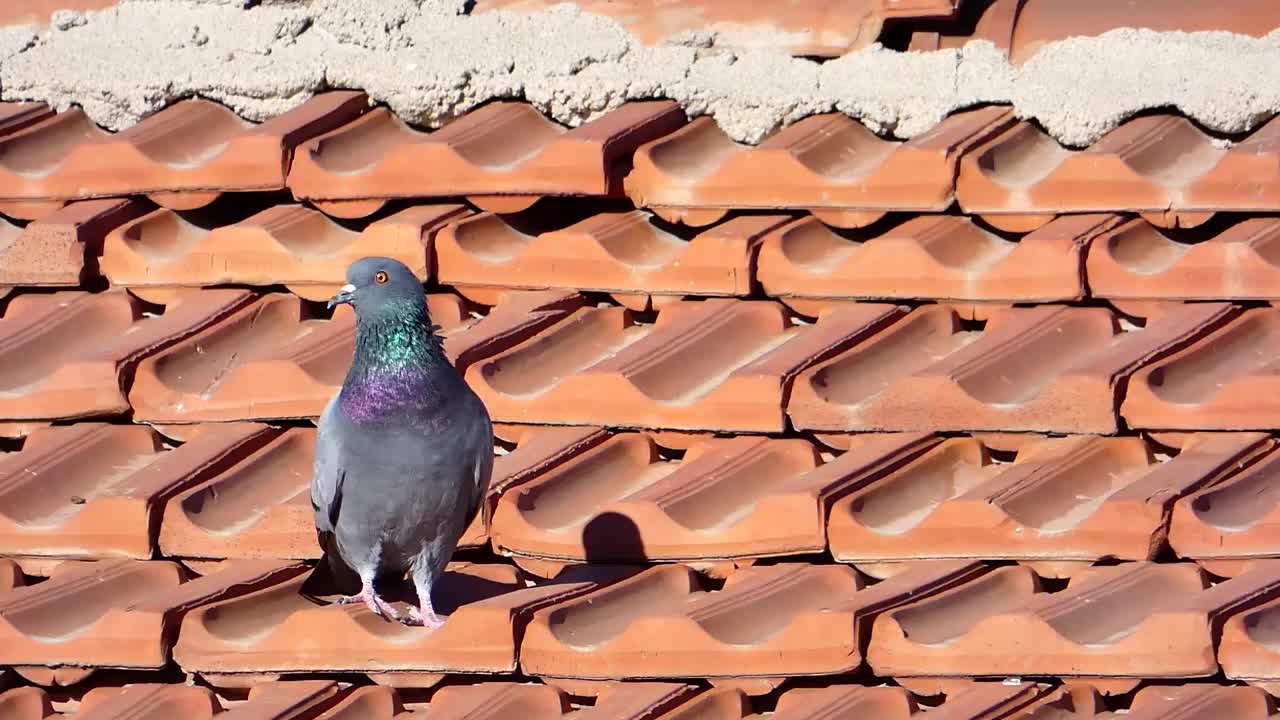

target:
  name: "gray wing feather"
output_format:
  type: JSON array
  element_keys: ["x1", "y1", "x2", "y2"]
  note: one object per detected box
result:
[
  {"x1": 311, "y1": 395, "x2": 345, "y2": 539},
  {"x1": 460, "y1": 398, "x2": 494, "y2": 532}
]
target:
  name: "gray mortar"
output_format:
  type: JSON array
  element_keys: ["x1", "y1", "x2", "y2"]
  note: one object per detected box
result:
[{"x1": 2, "y1": 0, "x2": 1278, "y2": 147}]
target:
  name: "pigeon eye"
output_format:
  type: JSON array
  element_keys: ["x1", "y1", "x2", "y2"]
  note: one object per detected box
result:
[{"x1": 373, "y1": 271, "x2": 389, "y2": 284}]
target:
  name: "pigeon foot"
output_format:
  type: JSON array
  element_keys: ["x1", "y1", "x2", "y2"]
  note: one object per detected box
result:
[
  {"x1": 403, "y1": 605, "x2": 445, "y2": 629},
  {"x1": 336, "y1": 584, "x2": 402, "y2": 622}
]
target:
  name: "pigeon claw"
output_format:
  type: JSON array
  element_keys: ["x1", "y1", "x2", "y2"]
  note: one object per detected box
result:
[
  {"x1": 403, "y1": 606, "x2": 445, "y2": 630},
  {"x1": 336, "y1": 587, "x2": 402, "y2": 622},
  {"x1": 366, "y1": 596, "x2": 403, "y2": 622}
]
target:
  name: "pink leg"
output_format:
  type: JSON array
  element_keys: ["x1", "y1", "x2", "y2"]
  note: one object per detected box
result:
[
  {"x1": 336, "y1": 580, "x2": 402, "y2": 622},
  {"x1": 404, "y1": 590, "x2": 445, "y2": 629}
]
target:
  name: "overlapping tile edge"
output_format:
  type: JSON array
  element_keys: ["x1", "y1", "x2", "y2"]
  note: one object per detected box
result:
[{"x1": 0, "y1": 98, "x2": 1276, "y2": 225}]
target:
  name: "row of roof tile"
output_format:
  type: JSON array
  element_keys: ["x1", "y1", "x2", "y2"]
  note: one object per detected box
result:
[
  {"x1": 10, "y1": 198, "x2": 1280, "y2": 306},
  {"x1": 1, "y1": 422, "x2": 1276, "y2": 570},
  {"x1": 0, "y1": 97, "x2": 1274, "y2": 225},
  {"x1": 3, "y1": 556, "x2": 1280, "y2": 691},
  {"x1": 9, "y1": 677, "x2": 1272, "y2": 719},
  {"x1": 3, "y1": 289, "x2": 1278, "y2": 433}
]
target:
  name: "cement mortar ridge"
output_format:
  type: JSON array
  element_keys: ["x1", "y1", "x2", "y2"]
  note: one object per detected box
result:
[{"x1": 1, "y1": 0, "x2": 1278, "y2": 147}]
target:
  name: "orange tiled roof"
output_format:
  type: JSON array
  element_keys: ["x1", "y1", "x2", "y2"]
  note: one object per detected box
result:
[{"x1": 1, "y1": 4, "x2": 1280, "y2": 714}]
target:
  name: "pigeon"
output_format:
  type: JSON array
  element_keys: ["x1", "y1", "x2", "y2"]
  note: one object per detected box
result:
[{"x1": 311, "y1": 257, "x2": 493, "y2": 628}]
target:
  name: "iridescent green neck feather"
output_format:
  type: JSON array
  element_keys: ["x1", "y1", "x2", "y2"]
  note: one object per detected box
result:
[{"x1": 339, "y1": 298, "x2": 450, "y2": 424}]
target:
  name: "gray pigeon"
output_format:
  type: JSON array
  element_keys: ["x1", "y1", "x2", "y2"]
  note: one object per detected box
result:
[{"x1": 311, "y1": 257, "x2": 493, "y2": 628}]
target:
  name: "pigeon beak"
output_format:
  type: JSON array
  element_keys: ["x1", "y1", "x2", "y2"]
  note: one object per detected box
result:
[{"x1": 327, "y1": 283, "x2": 356, "y2": 309}]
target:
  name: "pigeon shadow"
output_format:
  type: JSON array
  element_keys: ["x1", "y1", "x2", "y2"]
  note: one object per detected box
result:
[
  {"x1": 300, "y1": 548, "x2": 359, "y2": 601},
  {"x1": 300, "y1": 526, "x2": 380, "y2": 599},
  {"x1": 582, "y1": 511, "x2": 648, "y2": 564}
]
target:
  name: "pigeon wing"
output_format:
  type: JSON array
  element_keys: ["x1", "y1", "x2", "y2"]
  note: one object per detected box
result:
[
  {"x1": 311, "y1": 396, "x2": 346, "y2": 541},
  {"x1": 459, "y1": 396, "x2": 495, "y2": 534}
]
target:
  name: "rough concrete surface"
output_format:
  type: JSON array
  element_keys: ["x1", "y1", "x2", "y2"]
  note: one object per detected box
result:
[{"x1": 1, "y1": 0, "x2": 1277, "y2": 147}]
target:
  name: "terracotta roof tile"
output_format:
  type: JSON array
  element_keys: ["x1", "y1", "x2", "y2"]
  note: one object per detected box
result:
[
  {"x1": 955, "y1": 115, "x2": 1280, "y2": 222},
  {"x1": 102, "y1": 203, "x2": 469, "y2": 301},
  {"x1": 625, "y1": 108, "x2": 1014, "y2": 226},
  {"x1": 1006, "y1": 0, "x2": 1280, "y2": 64},
  {"x1": 828, "y1": 432, "x2": 1269, "y2": 568},
  {"x1": 788, "y1": 302, "x2": 1235, "y2": 434},
  {"x1": 304, "y1": 681, "x2": 1280, "y2": 717},
  {"x1": 0, "y1": 422, "x2": 277, "y2": 560},
  {"x1": 1014, "y1": 683, "x2": 1278, "y2": 719},
  {"x1": 910, "y1": 0, "x2": 1280, "y2": 65},
  {"x1": 473, "y1": 1, "x2": 961, "y2": 58},
  {"x1": 519, "y1": 560, "x2": 985, "y2": 680},
  {"x1": 426, "y1": 682, "x2": 698, "y2": 720},
  {"x1": 0, "y1": 559, "x2": 305, "y2": 670},
  {"x1": 906, "y1": 0, "x2": 1021, "y2": 54},
  {"x1": 129, "y1": 290, "x2": 571, "y2": 424},
  {"x1": 439, "y1": 289, "x2": 588, "y2": 370},
  {"x1": 0, "y1": 103, "x2": 54, "y2": 137},
  {"x1": 77, "y1": 684, "x2": 221, "y2": 719},
  {"x1": 0, "y1": 199, "x2": 151, "y2": 289},
  {"x1": 311, "y1": 686, "x2": 402, "y2": 719},
  {"x1": 1122, "y1": 308, "x2": 1280, "y2": 431},
  {"x1": 217, "y1": 679, "x2": 343, "y2": 719},
  {"x1": 664, "y1": 681, "x2": 1050, "y2": 719},
  {"x1": 159, "y1": 423, "x2": 604, "y2": 561},
  {"x1": 172, "y1": 563, "x2": 632, "y2": 679},
  {"x1": 663, "y1": 686, "x2": 902, "y2": 719},
  {"x1": 287, "y1": 102, "x2": 686, "y2": 215},
  {"x1": 1168, "y1": 442, "x2": 1280, "y2": 565},
  {"x1": 436, "y1": 211, "x2": 791, "y2": 298},
  {"x1": 758, "y1": 213, "x2": 1120, "y2": 303},
  {"x1": 1220, "y1": 591, "x2": 1280, "y2": 691},
  {"x1": 0, "y1": 204, "x2": 69, "y2": 227},
  {"x1": 0, "y1": 559, "x2": 22, "y2": 592},
  {"x1": 461, "y1": 424, "x2": 609, "y2": 549},
  {"x1": 11, "y1": 664, "x2": 95, "y2": 690},
  {"x1": 314, "y1": 682, "x2": 703, "y2": 719},
  {"x1": 0, "y1": 686, "x2": 53, "y2": 720},
  {"x1": 468, "y1": 299, "x2": 903, "y2": 432},
  {"x1": 918, "y1": 680, "x2": 1055, "y2": 719},
  {"x1": 491, "y1": 431, "x2": 935, "y2": 562},
  {"x1": 62, "y1": 681, "x2": 342, "y2": 719},
  {"x1": 868, "y1": 560, "x2": 1280, "y2": 680},
  {"x1": 1116, "y1": 685, "x2": 1273, "y2": 719},
  {"x1": 0, "y1": 93, "x2": 369, "y2": 205},
  {"x1": 0, "y1": 288, "x2": 254, "y2": 421},
  {"x1": 1087, "y1": 216, "x2": 1280, "y2": 301},
  {"x1": 1010, "y1": 685, "x2": 1102, "y2": 719},
  {"x1": 126, "y1": 292, "x2": 351, "y2": 424},
  {"x1": 157, "y1": 427, "x2": 314, "y2": 561}
]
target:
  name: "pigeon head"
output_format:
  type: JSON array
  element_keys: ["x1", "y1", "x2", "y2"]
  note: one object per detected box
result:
[
  {"x1": 331, "y1": 256, "x2": 453, "y2": 422},
  {"x1": 327, "y1": 257, "x2": 425, "y2": 316}
]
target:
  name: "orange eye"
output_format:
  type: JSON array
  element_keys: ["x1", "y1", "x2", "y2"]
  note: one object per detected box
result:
[{"x1": 374, "y1": 271, "x2": 389, "y2": 284}]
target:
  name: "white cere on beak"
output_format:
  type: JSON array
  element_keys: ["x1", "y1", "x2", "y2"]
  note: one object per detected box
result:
[{"x1": 340, "y1": 283, "x2": 356, "y2": 294}]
